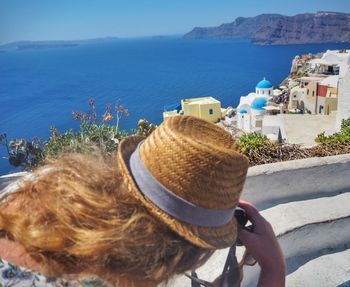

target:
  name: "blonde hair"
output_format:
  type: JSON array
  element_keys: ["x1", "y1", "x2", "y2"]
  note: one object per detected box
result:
[{"x1": 0, "y1": 152, "x2": 213, "y2": 286}]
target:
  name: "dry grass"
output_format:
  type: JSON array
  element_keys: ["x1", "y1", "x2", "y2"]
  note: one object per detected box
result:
[{"x1": 246, "y1": 142, "x2": 350, "y2": 166}]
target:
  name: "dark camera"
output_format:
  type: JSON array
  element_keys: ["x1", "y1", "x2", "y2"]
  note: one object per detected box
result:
[{"x1": 234, "y1": 207, "x2": 248, "y2": 227}]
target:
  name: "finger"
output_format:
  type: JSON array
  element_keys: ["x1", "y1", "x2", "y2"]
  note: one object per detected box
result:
[
  {"x1": 237, "y1": 228, "x2": 255, "y2": 244},
  {"x1": 238, "y1": 200, "x2": 266, "y2": 227},
  {"x1": 243, "y1": 252, "x2": 257, "y2": 266}
]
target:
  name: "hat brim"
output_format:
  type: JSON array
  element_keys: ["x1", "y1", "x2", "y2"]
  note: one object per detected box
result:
[{"x1": 117, "y1": 135, "x2": 238, "y2": 249}]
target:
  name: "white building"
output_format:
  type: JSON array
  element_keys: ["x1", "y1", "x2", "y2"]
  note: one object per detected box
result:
[
  {"x1": 310, "y1": 50, "x2": 350, "y2": 75},
  {"x1": 336, "y1": 67, "x2": 350, "y2": 131},
  {"x1": 262, "y1": 115, "x2": 285, "y2": 143}
]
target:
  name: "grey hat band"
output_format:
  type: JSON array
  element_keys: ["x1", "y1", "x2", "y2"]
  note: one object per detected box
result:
[{"x1": 128, "y1": 142, "x2": 236, "y2": 228}]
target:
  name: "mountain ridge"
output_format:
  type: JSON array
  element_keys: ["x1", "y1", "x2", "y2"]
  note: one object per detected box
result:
[{"x1": 184, "y1": 12, "x2": 350, "y2": 45}]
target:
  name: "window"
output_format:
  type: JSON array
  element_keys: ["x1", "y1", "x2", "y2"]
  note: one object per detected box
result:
[
  {"x1": 307, "y1": 89, "x2": 309, "y2": 95},
  {"x1": 209, "y1": 108, "x2": 214, "y2": 115},
  {"x1": 312, "y1": 91, "x2": 315, "y2": 97}
]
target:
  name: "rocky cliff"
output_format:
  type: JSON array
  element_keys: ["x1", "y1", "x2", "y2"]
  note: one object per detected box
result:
[{"x1": 184, "y1": 12, "x2": 350, "y2": 45}]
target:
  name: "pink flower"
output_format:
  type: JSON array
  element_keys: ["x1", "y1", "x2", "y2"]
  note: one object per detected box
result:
[
  {"x1": 103, "y1": 113, "x2": 113, "y2": 122},
  {"x1": 72, "y1": 111, "x2": 82, "y2": 120}
]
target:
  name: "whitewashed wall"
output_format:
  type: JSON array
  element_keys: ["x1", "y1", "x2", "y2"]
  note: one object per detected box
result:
[{"x1": 336, "y1": 67, "x2": 350, "y2": 131}]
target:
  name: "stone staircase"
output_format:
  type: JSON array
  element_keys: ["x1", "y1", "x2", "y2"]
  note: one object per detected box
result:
[
  {"x1": 170, "y1": 154, "x2": 350, "y2": 287},
  {"x1": 287, "y1": 250, "x2": 350, "y2": 286}
]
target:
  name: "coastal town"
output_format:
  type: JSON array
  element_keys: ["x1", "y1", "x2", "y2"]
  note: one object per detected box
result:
[
  {"x1": 2, "y1": 1, "x2": 350, "y2": 286},
  {"x1": 163, "y1": 49, "x2": 350, "y2": 147}
]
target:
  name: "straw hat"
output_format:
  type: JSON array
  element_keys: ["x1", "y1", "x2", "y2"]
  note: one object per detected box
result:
[{"x1": 117, "y1": 115, "x2": 249, "y2": 249}]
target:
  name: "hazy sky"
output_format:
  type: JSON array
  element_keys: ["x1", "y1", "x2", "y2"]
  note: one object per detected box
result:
[{"x1": 1, "y1": 0, "x2": 350, "y2": 44}]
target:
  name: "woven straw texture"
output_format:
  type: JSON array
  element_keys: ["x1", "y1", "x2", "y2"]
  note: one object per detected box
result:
[{"x1": 117, "y1": 116, "x2": 249, "y2": 249}]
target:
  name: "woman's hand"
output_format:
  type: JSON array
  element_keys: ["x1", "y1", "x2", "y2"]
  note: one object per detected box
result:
[{"x1": 237, "y1": 200, "x2": 285, "y2": 287}]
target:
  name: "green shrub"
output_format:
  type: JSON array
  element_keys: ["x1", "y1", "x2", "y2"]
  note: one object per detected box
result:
[
  {"x1": 1, "y1": 99, "x2": 156, "y2": 170},
  {"x1": 44, "y1": 123, "x2": 128, "y2": 159},
  {"x1": 316, "y1": 118, "x2": 350, "y2": 144},
  {"x1": 237, "y1": 132, "x2": 275, "y2": 154}
]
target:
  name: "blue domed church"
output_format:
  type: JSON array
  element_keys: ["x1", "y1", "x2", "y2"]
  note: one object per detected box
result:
[
  {"x1": 236, "y1": 78, "x2": 274, "y2": 132},
  {"x1": 256, "y1": 78, "x2": 273, "y2": 96}
]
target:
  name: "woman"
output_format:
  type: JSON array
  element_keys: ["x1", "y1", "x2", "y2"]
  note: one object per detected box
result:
[{"x1": 0, "y1": 116, "x2": 285, "y2": 286}]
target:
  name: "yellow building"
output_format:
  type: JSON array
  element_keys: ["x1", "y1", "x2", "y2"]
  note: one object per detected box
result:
[
  {"x1": 304, "y1": 80, "x2": 319, "y2": 114},
  {"x1": 288, "y1": 77, "x2": 324, "y2": 114},
  {"x1": 288, "y1": 76, "x2": 339, "y2": 115},
  {"x1": 181, "y1": 97, "x2": 222, "y2": 123},
  {"x1": 316, "y1": 77, "x2": 338, "y2": 115}
]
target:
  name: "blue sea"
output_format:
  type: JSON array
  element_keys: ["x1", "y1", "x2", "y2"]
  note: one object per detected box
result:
[{"x1": 1, "y1": 37, "x2": 349, "y2": 174}]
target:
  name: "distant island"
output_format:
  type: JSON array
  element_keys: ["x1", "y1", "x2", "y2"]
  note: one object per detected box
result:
[
  {"x1": 184, "y1": 11, "x2": 350, "y2": 45},
  {"x1": 0, "y1": 37, "x2": 120, "y2": 51}
]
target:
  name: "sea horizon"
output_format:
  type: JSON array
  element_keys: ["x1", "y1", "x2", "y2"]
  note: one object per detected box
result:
[{"x1": 1, "y1": 37, "x2": 349, "y2": 174}]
